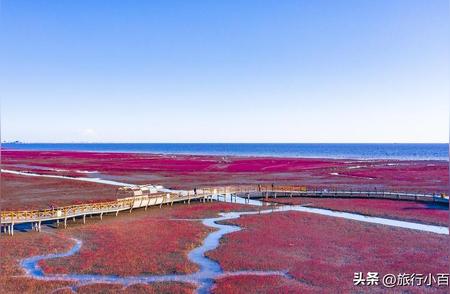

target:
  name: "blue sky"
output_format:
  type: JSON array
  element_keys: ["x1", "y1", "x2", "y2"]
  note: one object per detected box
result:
[{"x1": 1, "y1": 0, "x2": 448, "y2": 143}]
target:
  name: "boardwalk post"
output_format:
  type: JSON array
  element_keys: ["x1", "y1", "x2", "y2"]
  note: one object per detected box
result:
[{"x1": 0, "y1": 186, "x2": 446, "y2": 236}]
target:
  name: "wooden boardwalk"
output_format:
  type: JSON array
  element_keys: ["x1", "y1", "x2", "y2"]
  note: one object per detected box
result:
[{"x1": 1, "y1": 185, "x2": 447, "y2": 235}]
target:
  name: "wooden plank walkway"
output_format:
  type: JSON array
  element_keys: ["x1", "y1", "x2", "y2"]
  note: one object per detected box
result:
[{"x1": 1, "y1": 185, "x2": 447, "y2": 235}]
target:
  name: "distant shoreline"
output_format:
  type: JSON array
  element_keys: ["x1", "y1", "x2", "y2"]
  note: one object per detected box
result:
[{"x1": 1, "y1": 145, "x2": 448, "y2": 162}]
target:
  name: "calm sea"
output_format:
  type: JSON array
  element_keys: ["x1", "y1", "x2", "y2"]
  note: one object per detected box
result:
[{"x1": 2, "y1": 143, "x2": 448, "y2": 161}]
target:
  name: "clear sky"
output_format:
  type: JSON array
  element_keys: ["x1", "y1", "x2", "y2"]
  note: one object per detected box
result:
[{"x1": 1, "y1": 0, "x2": 448, "y2": 143}]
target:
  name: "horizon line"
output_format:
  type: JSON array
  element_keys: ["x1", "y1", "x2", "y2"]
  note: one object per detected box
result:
[{"x1": 2, "y1": 142, "x2": 448, "y2": 145}]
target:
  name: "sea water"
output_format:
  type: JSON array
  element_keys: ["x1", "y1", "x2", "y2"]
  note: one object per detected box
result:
[{"x1": 2, "y1": 143, "x2": 448, "y2": 161}]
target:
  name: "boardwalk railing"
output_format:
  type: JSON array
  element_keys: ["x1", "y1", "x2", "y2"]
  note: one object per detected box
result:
[{"x1": 1, "y1": 185, "x2": 447, "y2": 235}]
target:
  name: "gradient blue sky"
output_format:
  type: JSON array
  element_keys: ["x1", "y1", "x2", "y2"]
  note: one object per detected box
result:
[{"x1": 1, "y1": 0, "x2": 448, "y2": 143}]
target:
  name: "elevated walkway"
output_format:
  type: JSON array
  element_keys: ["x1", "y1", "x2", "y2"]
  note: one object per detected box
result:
[{"x1": 1, "y1": 185, "x2": 447, "y2": 235}]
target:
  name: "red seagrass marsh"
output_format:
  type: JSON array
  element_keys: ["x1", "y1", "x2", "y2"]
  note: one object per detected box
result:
[{"x1": 0, "y1": 150, "x2": 448, "y2": 293}]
